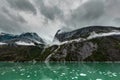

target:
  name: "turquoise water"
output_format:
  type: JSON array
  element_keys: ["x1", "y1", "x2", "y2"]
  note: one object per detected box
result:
[{"x1": 0, "y1": 62, "x2": 120, "y2": 80}]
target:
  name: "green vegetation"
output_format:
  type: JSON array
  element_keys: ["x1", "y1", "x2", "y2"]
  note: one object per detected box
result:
[{"x1": 0, "y1": 45, "x2": 43, "y2": 62}]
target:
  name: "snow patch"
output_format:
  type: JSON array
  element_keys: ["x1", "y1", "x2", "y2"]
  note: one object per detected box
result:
[
  {"x1": 0, "y1": 42, "x2": 7, "y2": 45},
  {"x1": 15, "y1": 41, "x2": 35, "y2": 46},
  {"x1": 34, "y1": 40, "x2": 41, "y2": 44}
]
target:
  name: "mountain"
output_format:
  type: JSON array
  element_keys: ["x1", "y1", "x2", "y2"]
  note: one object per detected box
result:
[
  {"x1": 0, "y1": 32, "x2": 44, "y2": 46},
  {"x1": 19, "y1": 33, "x2": 44, "y2": 43},
  {"x1": 0, "y1": 33, "x2": 16, "y2": 42},
  {"x1": 44, "y1": 35, "x2": 120, "y2": 62},
  {"x1": 0, "y1": 26, "x2": 120, "y2": 62},
  {"x1": 54, "y1": 26, "x2": 120, "y2": 42}
]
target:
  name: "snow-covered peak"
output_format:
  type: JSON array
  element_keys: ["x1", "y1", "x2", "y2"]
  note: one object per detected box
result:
[
  {"x1": 0, "y1": 32, "x2": 45, "y2": 46},
  {"x1": 19, "y1": 32, "x2": 44, "y2": 44}
]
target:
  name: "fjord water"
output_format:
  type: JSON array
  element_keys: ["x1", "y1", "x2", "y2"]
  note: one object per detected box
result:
[{"x1": 0, "y1": 62, "x2": 120, "y2": 80}]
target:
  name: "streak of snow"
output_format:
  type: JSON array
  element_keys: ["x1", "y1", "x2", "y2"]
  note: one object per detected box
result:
[
  {"x1": 48, "y1": 31, "x2": 120, "y2": 47},
  {"x1": 87, "y1": 31, "x2": 120, "y2": 39},
  {"x1": 15, "y1": 41, "x2": 35, "y2": 46}
]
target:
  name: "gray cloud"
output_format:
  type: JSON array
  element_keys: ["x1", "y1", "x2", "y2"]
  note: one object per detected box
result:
[
  {"x1": 0, "y1": 13, "x2": 27, "y2": 33},
  {"x1": 41, "y1": 6, "x2": 62, "y2": 20},
  {"x1": 7, "y1": 0, "x2": 36, "y2": 15},
  {"x1": 81, "y1": 0, "x2": 105, "y2": 20},
  {"x1": 64, "y1": 0, "x2": 105, "y2": 29},
  {"x1": 2, "y1": 7, "x2": 26, "y2": 23},
  {"x1": 36, "y1": 0, "x2": 62, "y2": 20},
  {"x1": 105, "y1": 0, "x2": 120, "y2": 17},
  {"x1": 0, "y1": 0, "x2": 120, "y2": 42}
]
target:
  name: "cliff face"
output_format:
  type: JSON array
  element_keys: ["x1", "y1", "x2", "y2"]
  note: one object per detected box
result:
[
  {"x1": 46, "y1": 35, "x2": 120, "y2": 62},
  {"x1": 0, "y1": 26, "x2": 120, "y2": 62},
  {"x1": 45, "y1": 42, "x2": 97, "y2": 62}
]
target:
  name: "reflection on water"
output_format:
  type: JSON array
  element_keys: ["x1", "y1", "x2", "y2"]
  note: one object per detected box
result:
[{"x1": 0, "y1": 62, "x2": 120, "y2": 80}]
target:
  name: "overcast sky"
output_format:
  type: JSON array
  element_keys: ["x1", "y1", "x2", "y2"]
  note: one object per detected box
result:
[{"x1": 0, "y1": 0, "x2": 120, "y2": 42}]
